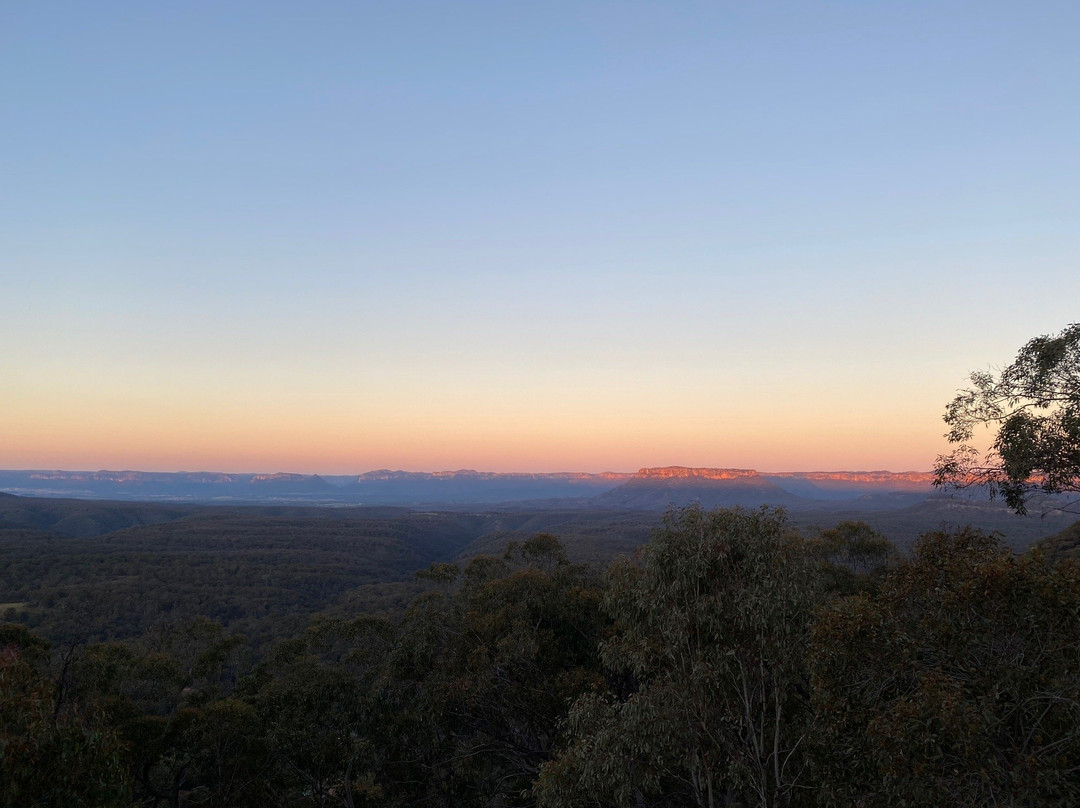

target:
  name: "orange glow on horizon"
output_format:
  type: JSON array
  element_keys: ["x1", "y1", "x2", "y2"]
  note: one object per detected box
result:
[
  {"x1": 2, "y1": 358, "x2": 956, "y2": 475},
  {"x1": 2, "y1": 409, "x2": 950, "y2": 475}
]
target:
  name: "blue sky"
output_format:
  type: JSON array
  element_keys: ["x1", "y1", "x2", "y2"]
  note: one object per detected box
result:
[{"x1": 2, "y1": 1, "x2": 1077, "y2": 473}]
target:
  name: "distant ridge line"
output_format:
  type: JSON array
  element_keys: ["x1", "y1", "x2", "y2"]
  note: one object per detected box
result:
[
  {"x1": 0, "y1": 465, "x2": 943, "y2": 509},
  {"x1": 633, "y1": 467, "x2": 934, "y2": 483},
  {"x1": 4, "y1": 466, "x2": 931, "y2": 479}
]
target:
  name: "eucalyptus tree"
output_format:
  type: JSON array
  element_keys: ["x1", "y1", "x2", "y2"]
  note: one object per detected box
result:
[
  {"x1": 934, "y1": 323, "x2": 1080, "y2": 513},
  {"x1": 0, "y1": 624, "x2": 129, "y2": 807},
  {"x1": 249, "y1": 615, "x2": 395, "y2": 808},
  {"x1": 381, "y1": 533, "x2": 607, "y2": 808},
  {"x1": 810, "y1": 527, "x2": 1080, "y2": 807},
  {"x1": 535, "y1": 506, "x2": 822, "y2": 808}
]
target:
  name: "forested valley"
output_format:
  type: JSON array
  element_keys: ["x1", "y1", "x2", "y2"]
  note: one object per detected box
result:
[{"x1": 3, "y1": 499, "x2": 1078, "y2": 807}]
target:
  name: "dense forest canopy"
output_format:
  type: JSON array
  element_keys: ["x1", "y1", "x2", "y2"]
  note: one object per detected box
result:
[{"x1": 2, "y1": 503, "x2": 1078, "y2": 807}]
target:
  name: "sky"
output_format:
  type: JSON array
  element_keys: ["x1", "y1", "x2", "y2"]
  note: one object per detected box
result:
[{"x1": 1, "y1": 1, "x2": 1077, "y2": 474}]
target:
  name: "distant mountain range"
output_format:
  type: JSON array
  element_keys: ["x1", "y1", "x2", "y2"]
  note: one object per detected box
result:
[
  {"x1": 593, "y1": 467, "x2": 940, "y2": 510},
  {"x1": 0, "y1": 466, "x2": 940, "y2": 510}
]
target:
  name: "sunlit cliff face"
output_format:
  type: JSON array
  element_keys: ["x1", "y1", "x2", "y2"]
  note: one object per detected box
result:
[
  {"x1": 774, "y1": 471, "x2": 935, "y2": 483},
  {"x1": 354, "y1": 470, "x2": 635, "y2": 482},
  {"x1": 635, "y1": 467, "x2": 762, "y2": 480},
  {"x1": 633, "y1": 467, "x2": 934, "y2": 483},
  {"x1": 29, "y1": 470, "x2": 235, "y2": 484}
]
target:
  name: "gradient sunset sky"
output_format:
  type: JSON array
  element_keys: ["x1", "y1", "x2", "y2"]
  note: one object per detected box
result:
[{"x1": 2, "y1": 1, "x2": 1077, "y2": 474}]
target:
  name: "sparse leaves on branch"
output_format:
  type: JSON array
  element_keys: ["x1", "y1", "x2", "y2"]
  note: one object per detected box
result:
[{"x1": 933, "y1": 323, "x2": 1080, "y2": 514}]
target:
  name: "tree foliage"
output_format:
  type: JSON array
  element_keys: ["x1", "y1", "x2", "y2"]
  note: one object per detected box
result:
[
  {"x1": 805, "y1": 520, "x2": 894, "y2": 597},
  {"x1": 380, "y1": 533, "x2": 607, "y2": 807},
  {"x1": 246, "y1": 615, "x2": 393, "y2": 807},
  {"x1": 536, "y1": 506, "x2": 822, "y2": 808},
  {"x1": 934, "y1": 323, "x2": 1080, "y2": 513},
  {"x1": 0, "y1": 627, "x2": 130, "y2": 808},
  {"x1": 810, "y1": 528, "x2": 1080, "y2": 807},
  {"x1": 3, "y1": 512, "x2": 1079, "y2": 806}
]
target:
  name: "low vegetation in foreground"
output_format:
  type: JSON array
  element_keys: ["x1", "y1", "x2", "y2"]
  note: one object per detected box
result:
[{"x1": 3, "y1": 505, "x2": 1078, "y2": 808}]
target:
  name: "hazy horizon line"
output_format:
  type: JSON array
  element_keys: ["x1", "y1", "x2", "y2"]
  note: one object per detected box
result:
[{"x1": 0, "y1": 464, "x2": 935, "y2": 477}]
